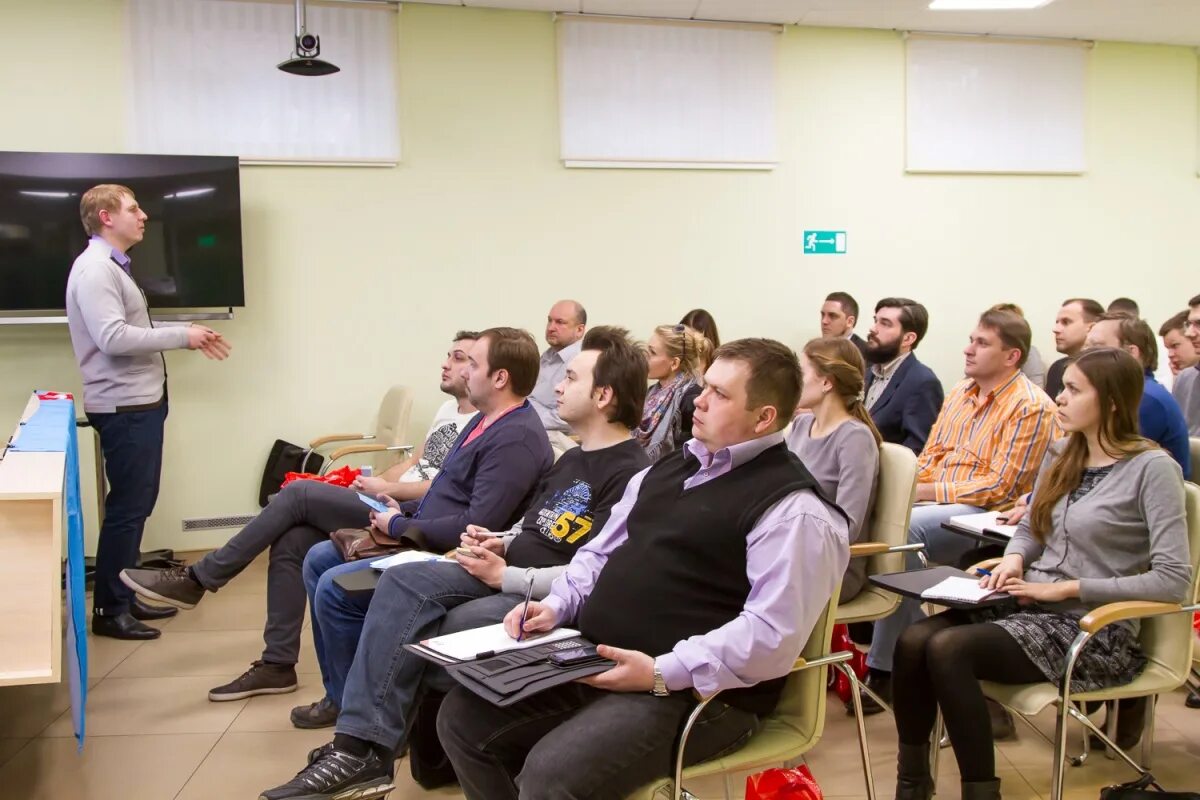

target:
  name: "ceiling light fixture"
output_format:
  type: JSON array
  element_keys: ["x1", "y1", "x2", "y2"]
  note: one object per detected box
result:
[
  {"x1": 929, "y1": 0, "x2": 1055, "y2": 9},
  {"x1": 277, "y1": 0, "x2": 340, "y2": 77}
]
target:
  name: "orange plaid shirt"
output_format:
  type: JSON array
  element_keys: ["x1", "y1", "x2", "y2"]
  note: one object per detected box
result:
[{"x1": 917, "y1": 371, "x2": 1059, "y2": 508}]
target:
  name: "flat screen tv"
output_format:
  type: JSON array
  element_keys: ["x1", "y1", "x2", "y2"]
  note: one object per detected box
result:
[{"x1": 0, "y1": 151, "x2": 245, "y2": 312}]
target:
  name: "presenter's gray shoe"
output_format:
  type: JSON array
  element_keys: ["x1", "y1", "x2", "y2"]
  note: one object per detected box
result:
[
  {"x1": 120, "y1": 566, "x2": 206, "y2": 610},
  {"x1": 209, "y1": 660, "x2": 298, "y2": 701},
  {"x1": 259, "y1": 747, "x2": 394, "y2": 800}
]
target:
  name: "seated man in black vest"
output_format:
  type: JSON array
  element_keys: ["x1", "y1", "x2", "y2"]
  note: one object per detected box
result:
[{"x1": 435, "y1": 338, "x2": 850, "y2": 800}]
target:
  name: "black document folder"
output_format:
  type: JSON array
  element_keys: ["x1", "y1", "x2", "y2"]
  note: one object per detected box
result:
[
  {"x1": 869, "y1": 566, "x2": 1012, "y2": 610},
  {"x1": 404, "y1": 636, "x2": 615, "y2": 707}
]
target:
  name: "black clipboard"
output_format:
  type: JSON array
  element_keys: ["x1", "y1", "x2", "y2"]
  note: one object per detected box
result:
[{"x1": 869, "y1": 566, "x2": 1011, "y2": 610}]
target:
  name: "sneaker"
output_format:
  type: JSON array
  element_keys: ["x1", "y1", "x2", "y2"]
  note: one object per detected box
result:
[
  {"x1": 209, "y1": 661, "x2": 298, "y2": 702},
  {"x1": 259, "y1": 747, "x2": 394, "y2": 800},
  {"x1": 291, "y1": 696, "x2": 340, "y2": 729},
  {"x1": 120, "y1": 566, "x2": 206, "y2": 610}
]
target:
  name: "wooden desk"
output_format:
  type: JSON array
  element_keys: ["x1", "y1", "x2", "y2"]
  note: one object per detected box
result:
[{"x1": 0, "y1": 396, "x2": 65, "y2": 686}]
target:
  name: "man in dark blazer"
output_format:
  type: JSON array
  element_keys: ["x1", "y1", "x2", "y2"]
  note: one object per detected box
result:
[
  {"x1": 863, "y1": 298, "x2": 943, "y2": 454},
  {"x1": 821, "y1": 291, "x2": 870, "y2": 363}
]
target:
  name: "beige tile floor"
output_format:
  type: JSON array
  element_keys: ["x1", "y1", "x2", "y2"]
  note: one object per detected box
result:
[{"x1": 1, "y1": 551, "x2": 1197, "y2": 799}]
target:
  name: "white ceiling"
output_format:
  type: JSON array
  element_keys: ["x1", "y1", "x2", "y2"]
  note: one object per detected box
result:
[{"x1": 407, "y1": 0, "x2": 1200, "y2": 47}]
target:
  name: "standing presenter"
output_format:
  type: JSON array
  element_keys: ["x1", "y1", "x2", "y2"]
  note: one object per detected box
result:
[{"x1": 66, "y1": 184, "x2": 231, "y2": 640}]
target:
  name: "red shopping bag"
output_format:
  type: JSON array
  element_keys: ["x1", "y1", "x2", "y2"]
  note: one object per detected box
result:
[
  {"x1": 828, "y1": 624, "x2": 868, "y2": 703},
  {"x1": 745, "y1": 765, "x2": 824, "y2": 800},
  {"x1": 281, "y1": 465, "x2": 361, "y2": 489}
]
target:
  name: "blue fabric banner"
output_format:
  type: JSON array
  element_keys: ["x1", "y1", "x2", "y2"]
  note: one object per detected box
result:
[{"x1": 9, "y1": 394, "x2": 88, "y2": 748}]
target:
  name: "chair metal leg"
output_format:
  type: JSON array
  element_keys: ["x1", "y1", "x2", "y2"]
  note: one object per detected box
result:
[
  {"x1": 1051, "y1": 699, "x2": 1071, "y2": 800},
  {"x1": 837, "y1": 663, "x2": 877, "y2": 800},
  {"x1": 1068, "y1": 706, "x2": 1151, "y2": 778},
  {"x1": 1140, "y1": 696, "x2": 1155, "y2": 769}
]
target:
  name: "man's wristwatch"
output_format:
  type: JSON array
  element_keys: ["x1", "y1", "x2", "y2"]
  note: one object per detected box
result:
[{"x1": 651, "y1": 660, "x2": 670, "y2": 697}]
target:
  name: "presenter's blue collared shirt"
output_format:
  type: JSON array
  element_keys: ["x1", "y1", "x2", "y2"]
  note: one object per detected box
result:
[
  {"x1": 1141, "y1": 371, "x2": 1191, "y2": 480},
  {"x1": 89, "y1": 234, "x2": 131, "y2": 274}
]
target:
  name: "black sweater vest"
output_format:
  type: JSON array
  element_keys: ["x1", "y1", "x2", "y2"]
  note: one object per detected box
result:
[{"x1": 577, "y1": 441, "x2": 827, "y2": 715}]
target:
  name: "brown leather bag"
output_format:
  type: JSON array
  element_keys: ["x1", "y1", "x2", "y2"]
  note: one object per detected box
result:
[{"x1": 329, "y1": 526, "x2": 411, "y2": 562}]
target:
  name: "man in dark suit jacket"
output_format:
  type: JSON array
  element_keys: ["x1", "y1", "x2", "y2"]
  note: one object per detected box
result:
[
  {"x1": 863, "y1": 298, "x2": 943, "y2": 454},
  {"x1": 821, "y1": 291, "x2": 869, "y2": 363}
]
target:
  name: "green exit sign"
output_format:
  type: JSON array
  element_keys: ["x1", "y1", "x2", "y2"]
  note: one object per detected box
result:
[{"x1": 803, "y1": 230, "x2": 846, "y2": 254}]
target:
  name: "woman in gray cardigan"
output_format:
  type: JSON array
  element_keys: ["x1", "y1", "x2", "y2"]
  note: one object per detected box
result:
[
  {"x1": 786, "y1": 336, "x2": 881, "y2": 604},
  {"x1": 889, "y1": 347, "x2": 1192, "y2": 800}
]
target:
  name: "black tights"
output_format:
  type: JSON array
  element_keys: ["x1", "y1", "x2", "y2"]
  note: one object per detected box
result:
[{"x1": 892, "y1": 611, "x2": 1046, "y2": 782}]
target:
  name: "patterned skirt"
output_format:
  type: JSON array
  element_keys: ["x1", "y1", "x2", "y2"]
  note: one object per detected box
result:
[{"x1": 971, "y1": 603, "x2": 1146, "y2": 694}]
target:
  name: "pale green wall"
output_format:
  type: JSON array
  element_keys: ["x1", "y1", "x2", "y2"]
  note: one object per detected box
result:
[{"x1": 1, "y1": 1, "x2": 1196, "y2": 550}]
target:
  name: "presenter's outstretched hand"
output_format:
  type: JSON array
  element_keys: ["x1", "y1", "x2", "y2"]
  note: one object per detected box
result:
[
  {"x1": 578, "y1": 646, "x2": 655, "y2": 693},
  {"x1": 504, "y1": 600, "x2": 557, "y2": 639},
  {"x1": 187, "y1": 325, "x2": 232, "y2": 360}
]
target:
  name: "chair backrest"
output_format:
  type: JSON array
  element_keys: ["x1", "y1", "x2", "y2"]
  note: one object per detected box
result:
[
  {"x1": 374, "y1": 385, "x2": 413, "y2": 462},
  {"x1": 865, "y1": 443, "x2": 919, "y2": 577},
  {"x1": 771, "y1": 585, "x2": 841, "y2": 744},
  {"x1": 1139, "y1": 482, "x2": 1200, "y2": 683},
  {"x1": 1190, "y1": 438, "x2": 1200, "y2": 485}
]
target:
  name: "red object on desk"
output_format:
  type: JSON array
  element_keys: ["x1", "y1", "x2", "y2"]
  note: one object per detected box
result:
[
  {"x1": 36, "y1": 391, "x2": 74, "y2": 400},
  {"x1": 281, "y1": 465, "x2": 360, "y2": 488}
]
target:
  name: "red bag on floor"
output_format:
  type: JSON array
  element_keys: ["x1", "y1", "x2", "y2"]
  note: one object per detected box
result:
[
  {"x1": 281, "y1": 465, "x2": 360, "y2": 489},
  {"x1": 746, "y1": 765, "x2": 824, "y2": 800},
  {"x1": 828, "y1": 623, "x2": 868, "y2": 703}
]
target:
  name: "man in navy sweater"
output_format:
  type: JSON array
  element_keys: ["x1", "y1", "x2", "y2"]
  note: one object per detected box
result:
[
  {"x1": 1087, "y1": 314, "x2": 1191, "y2": 478},
  {"x1": 120, "y1": 327, "x2": 552, "y2": 701}
]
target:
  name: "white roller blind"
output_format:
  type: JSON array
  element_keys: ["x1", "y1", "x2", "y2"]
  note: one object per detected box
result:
[
  {"x1": 127, "y1": 0, "x2": 399, "y2": 164},
  {"x1": 557, "y1": 16, "x2": 778, "y2": 169},
  {"x1": 905, "y1": 35, "x2": 1088, "y2": 174}
]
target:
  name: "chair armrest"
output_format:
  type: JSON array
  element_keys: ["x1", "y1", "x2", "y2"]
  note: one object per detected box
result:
[
  {"x1": 1079, "y1": 601, "x2": 1188, "y2": 635},
  {"x1": 327, "y1": 443, "x2": 414, "y2": 463},
  {"x1": 849, "y1": 542, "x2": 927, "y2": 559},
  {"x1": 309, "y1": 433, "x2": 375, "y2": 448},
  {"x1": 967, "y1": 557, "x2": 1003, "y2": 575}
]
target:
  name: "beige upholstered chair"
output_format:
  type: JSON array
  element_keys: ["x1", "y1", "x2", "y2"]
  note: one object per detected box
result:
[
  {"x1": 307, "y1": 385, "x2": 414, "y2": 473},
  {"x1": 1189, "y1": 438, "x2": 1200, "y2": 484},
  {"x1": 965, "y1": 483, "x2": 1200, "y2": 800},
  {"x1": 626, "y1": 586, "x2": 877, "y2": 800},
  {"x1": 836, "y1": 443, "x2": 920, "y2": 627}
]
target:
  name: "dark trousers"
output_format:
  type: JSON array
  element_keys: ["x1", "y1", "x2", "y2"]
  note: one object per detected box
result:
[
  {"x1": 436, "y1": 682, "x2": 760, "y2": 800},
  {"x1": 190, "y1": 480, "x2": 370, "y2": 665},
  {"x1": 87, "y1": 402, "x2": 169, "y2": 616}
]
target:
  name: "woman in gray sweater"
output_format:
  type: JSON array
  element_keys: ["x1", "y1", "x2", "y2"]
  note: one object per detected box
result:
[
  {"x1": 889, "y1": 347, "x2": 1192, "y2": 800},
  {"x1": 786, "y1": 336, "x2": 881, "y2": 603}
]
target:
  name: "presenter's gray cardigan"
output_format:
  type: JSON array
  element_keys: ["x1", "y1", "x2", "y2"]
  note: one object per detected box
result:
[{"x1": 65, "y1": 239, "x2": 190, "y2": 413}]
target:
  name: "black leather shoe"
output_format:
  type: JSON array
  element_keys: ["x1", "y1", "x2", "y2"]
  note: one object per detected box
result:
[
  {"x1": 131, "y1": 597, "x2": 178, "y2": 621},
  {"x1": 855, "y1": 671, "x2": 892, "y2": 716},
  {"x1": 1186, "y1": 689, "x2": 1200, "y2": 709},
  {"x1": 92, "y1": 611, "x2": 162, "y2": 640}
]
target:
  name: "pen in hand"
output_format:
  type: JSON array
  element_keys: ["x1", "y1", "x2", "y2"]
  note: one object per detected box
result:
[{"x1": 515, "y1": 574, "x2": 536, "y2": 642}]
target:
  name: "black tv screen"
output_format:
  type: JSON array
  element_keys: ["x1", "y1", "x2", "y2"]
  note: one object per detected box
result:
[{"x1": 0, "y1": 151, "x2": 245, "y2": 312}]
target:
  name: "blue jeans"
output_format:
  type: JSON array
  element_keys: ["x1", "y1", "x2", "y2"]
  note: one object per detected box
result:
[
  {"x1": 866, "y1": 503, "x2": 983, "y2": 673},
  {"x1": 87, "y1": 401, "x2": 168, "y2": 615},
  {"x1": 301, "y1": 541, "x2": 378, "y2": 702},
  {"x1": 332, "y1": 560, "x2": 500, "y2": 750}
]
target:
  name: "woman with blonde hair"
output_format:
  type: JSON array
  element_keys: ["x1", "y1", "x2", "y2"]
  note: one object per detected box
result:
[
  {"x1": 786, "y1": 337, "x2": 881, "y2": 603},
  {"x1": 889, "y1": 347, "x2": 1191, "y2": 800},
  {"x1": 634, "y1": 324, "x2": 711, "y2": 462}
]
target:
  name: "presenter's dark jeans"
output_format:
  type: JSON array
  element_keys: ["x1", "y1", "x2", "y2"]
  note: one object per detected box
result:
[
  {"x1": 190, "y1": 480, "x2": 370, "y2": 665},
  {"x1": 437, "y1": 683, "x2": 760, "y2": 800},
  {"x1": 88, "y1": 402, "x2": 169, "y2": 616}
]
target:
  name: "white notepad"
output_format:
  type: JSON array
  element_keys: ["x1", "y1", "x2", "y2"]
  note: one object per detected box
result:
[
  {"x1": 921, "y1": 576, "x2": 1001, "y2": 604},
  {"x1": 948, "y1": 511, "x2": 1018, "y2": 539},
  {"x1": 370, "y1": 551, "x2": 445, "y2": 570},
  {"x1": 419, "y1": 623, "x2": 581, "y2": 662}
]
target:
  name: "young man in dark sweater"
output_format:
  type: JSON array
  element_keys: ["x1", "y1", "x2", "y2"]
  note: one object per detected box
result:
[
  {"x1": 121, "y1": 328, "x2": 551, "y2": 701},
  {"x1": 258, "y1": 327, "x2": 651, "y2": 800},
  {"x1": 439, "y1": 338, "x2": 850, "y2": 800}
]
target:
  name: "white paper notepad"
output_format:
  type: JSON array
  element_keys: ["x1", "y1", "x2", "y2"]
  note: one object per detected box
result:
[
  {"x1": 419, "y1": 624, "x2": 581, "y2": 662},
  {"x1": 370, "y1": 551, "x2": 445, "y2": 570},
  {"x1": 948, "y1": 511, "x2": 1018, "y2": 539},
  {"x1": 921, "y1": 576, "x2": 1002, "y2": 604}
]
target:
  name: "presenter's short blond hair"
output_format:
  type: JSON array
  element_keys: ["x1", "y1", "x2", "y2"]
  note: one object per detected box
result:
[{"x1": 80, "y1": 184, "x2": 135, "y2": 236}]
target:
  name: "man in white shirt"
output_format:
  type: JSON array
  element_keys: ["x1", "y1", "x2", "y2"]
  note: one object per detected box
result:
[{"x1": 530, "y1": 300, "x2": 587, "y2": 451}]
